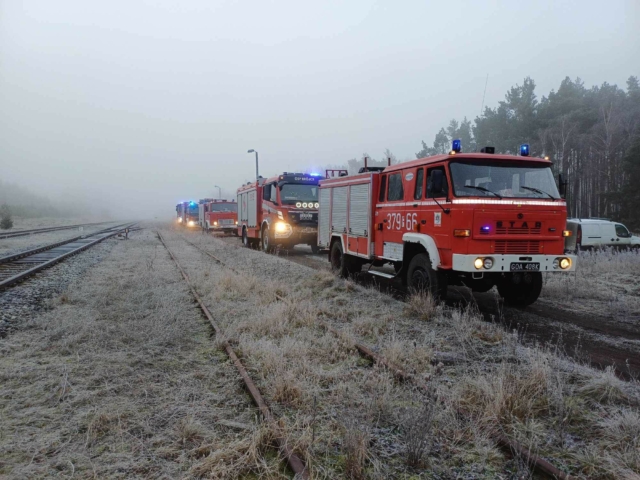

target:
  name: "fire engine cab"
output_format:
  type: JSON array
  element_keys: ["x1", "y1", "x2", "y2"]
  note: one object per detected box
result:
[
  {"x1": 203, "y1": 199, "x2": 238, "y2": 234},
  {"x1": 237, "y1": 172, "x2": 322, "y2": 252},
  {"x1": 176, "y1": 201, "x2": 199, "y2": 227},
  {"x1": 318, "y1": 142, "x2": 577, "y2": 306}
]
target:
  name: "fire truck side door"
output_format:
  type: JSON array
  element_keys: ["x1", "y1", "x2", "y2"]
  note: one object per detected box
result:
[
  {"x1": 425, "y1": 166, "x2": 451, "y2": 251},
  {"x1": 375, "y1": 170, "x2": 413, "y2": 261}
]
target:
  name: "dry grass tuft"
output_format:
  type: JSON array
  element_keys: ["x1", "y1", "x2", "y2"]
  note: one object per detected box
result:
[
  {"x1": 458, "y1": 361, "x2": 550, "y2": 427},
  {"x1": 342, "y1": 418, "x2": 369, "y2": 480},
  {"x1": 404, "y1": 291, "x2": 437, "y2": 321},
  {"x1": 400, "y1": 392, "x2": 437, "y2": 468},
  {"x1": 578, "y1": 366, "x2": 629, "y2": 404}
]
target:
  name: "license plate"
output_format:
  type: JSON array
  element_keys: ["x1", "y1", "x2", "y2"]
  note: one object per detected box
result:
[
  {"x1": 299, "y1": 227, "x2": 317, "y2": 233},
  {"x1": 510, "y1": 262, "x2": 540, "y2": 272}
]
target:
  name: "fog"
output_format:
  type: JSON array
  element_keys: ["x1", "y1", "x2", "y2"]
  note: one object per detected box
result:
[{"x1": 1, "y1": 0, "x2": 638, "y2": 219}]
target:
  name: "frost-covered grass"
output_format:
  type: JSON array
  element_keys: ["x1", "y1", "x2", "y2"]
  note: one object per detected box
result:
[
  {"x1": 2, "y1": 224, "x2": 638, "y2": 479},
  {"x1": 0, "y1": 229, "x2": 280, "y2": 479},
  {"x1": 163, "y1": 226, "x2": 640, "y2": 479},
  {"x1": 541, "y1": 249, "x2": 640, "y2": 319}
]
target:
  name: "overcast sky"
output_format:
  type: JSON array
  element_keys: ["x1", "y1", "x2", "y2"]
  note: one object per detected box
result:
[{"x1": 1, "y1": 0, "x2": 638, "y2": 219}]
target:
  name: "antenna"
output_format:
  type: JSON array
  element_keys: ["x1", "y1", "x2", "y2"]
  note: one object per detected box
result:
[
  {"x1": 479, "y1": 73, "x2": 489, "y2": 117},
  {"x1": 475, "y1": 73, "x2": 489, "y2": 152}
]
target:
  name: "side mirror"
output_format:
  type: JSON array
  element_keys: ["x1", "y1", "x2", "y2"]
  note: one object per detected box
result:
[
  {"x1": 558, "y1": 174, "x2": 567, "y2": 198},
  {"x1": 431, "y1": 170, "x2": 444, "y2": 195}
]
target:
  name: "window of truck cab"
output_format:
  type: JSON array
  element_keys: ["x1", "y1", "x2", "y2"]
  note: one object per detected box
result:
[
  {"x1": 279, "y1": 183, "x2": 318, "y2": 205},
  {"x1": 449, "y1": 160, "x2": 560, "y2": 199}
]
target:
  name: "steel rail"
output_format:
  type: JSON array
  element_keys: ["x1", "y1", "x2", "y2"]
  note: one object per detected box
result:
[
  {"x1": 0, "y1": 221, "x2": 116, "y2": 239},
  {"x1": 156, "y1": 232, "x2": 309, "y2": 479},
  {"x1": 181, "y1": 234, "x2": 577, "y2": 480},
  {"x1": 0, "y1": 223, "x2": 136, "y2": 289}
]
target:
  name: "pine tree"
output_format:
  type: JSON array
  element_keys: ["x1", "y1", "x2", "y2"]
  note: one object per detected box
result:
[{"x1": 0, "y1": 204, "x2": 13, "y2": 230}]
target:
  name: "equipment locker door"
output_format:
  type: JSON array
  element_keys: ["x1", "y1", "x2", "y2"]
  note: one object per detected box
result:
[{"x1": 375, "y1": 171, "x2": 410, "y2": 262}]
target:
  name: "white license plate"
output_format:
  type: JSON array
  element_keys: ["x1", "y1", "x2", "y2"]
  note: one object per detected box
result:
[{"x1": 510, "y1": 262, "x2": 540, "y2": 272}]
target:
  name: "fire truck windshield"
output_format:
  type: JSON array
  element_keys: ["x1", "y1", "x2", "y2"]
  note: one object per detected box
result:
[
  {"x1": 209, "y1": 203, "x2": 235, "y2": 212},
  {"x1": 280, "y1": 184, "x2": 318, "y2": 204},
  {"x1": 449, "y1": 161, "x2": 560, "y2": 199}
]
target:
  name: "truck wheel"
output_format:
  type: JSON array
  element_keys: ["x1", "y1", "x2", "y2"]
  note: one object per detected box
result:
[
  {"x1": 330, "y1": 241, "x2": 359, "y2": 277},
  {"x1": 497, "y1": 272, "x2": 542, "y2": 307},
  {"x1": 406, "y1": 253, "x2": 447, "y2": 299},
  {"x1": 262, "y1": 225, "x2": 275, "y2": 253},
  {"x1": 311, "y1": 245, "x2": 320, "y2": 254}
]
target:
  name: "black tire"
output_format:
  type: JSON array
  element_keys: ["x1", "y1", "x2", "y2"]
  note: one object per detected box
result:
[
  {"x1": 311, "y1": 245, "x2": 320, "y2": 254},
  {"x1": 330, "y1": 241, "x2": 359, "y2": 278},
  {"x1": 262, "y1": 225, "x2": 275, "y2": 253},
  {"x1": 406, "y1": 253, "x2": 447, "y2": 299},
  {"x1": 497, "y1": 272, "x2": 542, "y2": 307}
]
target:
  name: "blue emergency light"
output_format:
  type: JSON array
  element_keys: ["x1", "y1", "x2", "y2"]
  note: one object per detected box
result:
[
  {"x1": 452, "y1": 139, "x2": 461, "y2": 153},
  {"x1": 520, "y1": 144, "x2": 530, "y2": 157},
  {"x1": 309, "y1": 173, "x2": 322, "y2": 177}
]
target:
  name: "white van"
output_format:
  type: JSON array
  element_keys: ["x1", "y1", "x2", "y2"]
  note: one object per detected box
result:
[{"x1": 565, "y1": 218, "x2": 640, "y2": 251}]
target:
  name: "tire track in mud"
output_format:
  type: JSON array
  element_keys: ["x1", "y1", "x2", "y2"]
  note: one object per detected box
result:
[{"x1": 217, "y1": 234, "x2": 640, "y2": 380}]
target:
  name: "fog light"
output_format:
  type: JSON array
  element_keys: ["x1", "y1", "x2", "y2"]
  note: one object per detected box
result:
[
  {"x1": 559, "y1": 258, "x2": 571, "y2": 269},
  {"x1": 275, "y1": 222, "x2": 289, "y2": 233},
  {"x1": 314, "y1": 202, "x2": 319, "y2": 208},
  {"x1": 296, "y1": 202, "x2": 302, "y2": 208},
  {"x1": 302, "y1": 202, "x2": 308, "y2": 208},
  {"x1": 483, "y1": 258, "x2": 493, "y2": 269},
  {"x1": 474, "y1": 258, "x2": 484, "y2": 269},
  {"x1": 188, "y1": 221, "x2": 195, "y2": 226}
]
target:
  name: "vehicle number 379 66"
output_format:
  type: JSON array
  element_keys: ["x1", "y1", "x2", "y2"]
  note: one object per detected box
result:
[{"x1": 387, "y1": 213, "x2": 417, "y2": 231}]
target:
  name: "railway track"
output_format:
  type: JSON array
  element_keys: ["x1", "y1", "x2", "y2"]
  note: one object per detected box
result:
[
  {"x1": 0, "y1": 223, "x2": 137, "y2": 289},
  {"x1": 178, "y1": 232, "x2": 576, "y2": 480},
  {"x1": 0, "y1": 221, "x2": 116, "y2": 239},
  {"x1": 156, "y1": 232, "x2": 309, "y2": 479}
]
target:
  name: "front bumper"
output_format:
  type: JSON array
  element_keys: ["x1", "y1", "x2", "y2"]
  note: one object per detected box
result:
[
  {"x1": 452, "y1": 254, "x2": 577, "y2": 273},
  {"x1": 274, "y1": 224, "x2": 317, "y2": 244}
]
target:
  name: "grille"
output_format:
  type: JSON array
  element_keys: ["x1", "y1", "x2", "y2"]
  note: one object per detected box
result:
[
  {"x1": 495, "y1": 240, "x2": 541, "y2": 254},
  {"x1": 220, "y1": 219, "x2": 234, "y2": 225},
  {"x1": 495, "y1": 226, "x2": 541, "y2": 235}
]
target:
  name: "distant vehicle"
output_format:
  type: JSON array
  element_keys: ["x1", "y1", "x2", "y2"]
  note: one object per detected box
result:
[
  {"x1": 204, "y1": 199, "x2": 238, "y2": 234},
  {"x1": 176, "y1": 201, "x2": 199, "y2": 227},
  {"x1": 318, "y1": 142, "x2": 576, "y2": 307},
  {"x1": 564, "y1": 218, "x2": 640, "y2": 251},
  {"x1": 197, "y1": 198, "x2": 214, "y2": 227},
  {"x1": 237, "y1": 172, "x2": 324, "y2": 252}
]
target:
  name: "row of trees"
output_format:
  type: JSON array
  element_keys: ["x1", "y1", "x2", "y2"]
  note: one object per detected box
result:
[{"x1": 417, "y1": 76, "x2": 640, "y2": 228}]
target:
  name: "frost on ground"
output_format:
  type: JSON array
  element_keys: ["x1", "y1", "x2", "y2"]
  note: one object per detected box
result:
[
  {"x1": 160, "y1": 226, "x2": 640, "y2": 479},
  {"x1": 0, "y1": 229, "x2": 277, "y2": 479},
  {"x1": 2, "y1": 225, "x2": 639, "y2": 479},
  {"x1": 540, "y1": 249, "x2": 640, "y2": 330}
]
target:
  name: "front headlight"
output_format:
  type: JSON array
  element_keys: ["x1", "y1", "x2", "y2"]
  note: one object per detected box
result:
[
  {"x1": 188, "y1": 221, "x2": 195, "y2": 226},
  {"x1": 483, "y1": 258, "x2": 493, "y2": 269},
  {"x1": 275, "y1": 222, "x2": 289, "y2": 233},
  {"x1": 213, "y1": 221, "x2": 218, "y2": 226},
  {"x1": 559, "y1": 258, "x2": 571, "y2": 270},
  {"x1": 178, "y1": 218, "x2": 182, "y2": 222},
  {"x1": 474, "y1": 258, "x2": 484, "y2": 269}
]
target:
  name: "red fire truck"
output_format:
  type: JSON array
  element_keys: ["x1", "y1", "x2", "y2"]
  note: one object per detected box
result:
[
  {"x1": 204, "y1": 199, "x2": 238, "y2": 234},
  {"x1": 176, "y1": 201, "x2": 199, "y2": 227},
  {"x1": 318, "y1": 143, "x2": 576, "y2": 306},
  {"x1": 237, "y1": 172, "x2": 323, "y2": 252}
]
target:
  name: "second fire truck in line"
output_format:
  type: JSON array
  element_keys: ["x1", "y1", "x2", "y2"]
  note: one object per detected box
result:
[{"x1": 237, "y1": 172, "x2": 323, "y2": 252}]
